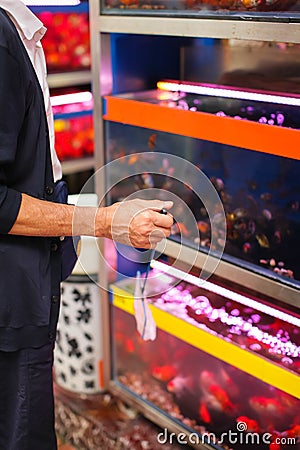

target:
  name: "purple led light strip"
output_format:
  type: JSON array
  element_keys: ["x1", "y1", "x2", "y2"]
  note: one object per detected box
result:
[
  {"x1": 151, "y1": 260, "x2": 300, "y2": 328},
  {"x1": 157, "y1": 81, "x2": 300, "y2": 107}
]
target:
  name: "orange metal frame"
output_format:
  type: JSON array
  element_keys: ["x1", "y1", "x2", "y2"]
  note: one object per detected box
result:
[{"x1": 103, "y1": 96, "x2": 300, "y2": 161}]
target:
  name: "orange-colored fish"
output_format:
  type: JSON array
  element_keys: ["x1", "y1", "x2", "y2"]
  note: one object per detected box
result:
[
  {"x1": 219, "y1": 369, "x2": 239, "y2": 398},
  {"x1": 167, "y1": 375, "x2": 194, "y2": 395},
  {"x1": 208, "y1": 384, "x2": 234, "y2": 413},
  {"x1": 236, "y1": 416, "x2": 260, "y2": 433},
  {"x1": 120, "y1": 0, "x2": 137, "y2": 5},
  {"x1": 117, "y1": 148, "x2": 126, "y2": 159},
  {"x1": 249, "y1": 396, "x2": 283, "y2": 417},
  {"x1": 125, "y1": 338, "x2": 135, "y2": 353},
  {"x1": 148, "y1": 133, "x2": 157, "y2": 150},
  {"x1": 197, "y1": 221, "x2": 210, "y2": 234},
  {"x1": 152, "y1": 364, "x2": 177, "y2": 382},
  {"x1": 199, "y1": 402, "x2": 211, "y2": 424},
  {"x1": 114, "y1": 332, "x2": 125, "y2": 345},
  {"x1": 269, "y1": 435, "x2": 281, "y2": 450},
  {"x1": 286, "y1": 424, "x2": 300, "y2": 438},
  {"x1": 172, "y1": 222, "x2": 190, "y2": 236},
  {"x1": 199, "y1": 370, "x2": 217, "y2": 391}
]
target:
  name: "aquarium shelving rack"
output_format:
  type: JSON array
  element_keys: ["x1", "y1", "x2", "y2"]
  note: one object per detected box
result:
[
  {"x1": 30, "y1": 3, "x2": 94, "y2": 176},
  {"x1": 47, "y1": 70, "x2": 91, "y2": 89},
  {"x1": 95, "y1": 15, "x2": 300, "y2": 43},
  {"x1": 88, "y1": 0, "x2": 300, "y2": 446}
]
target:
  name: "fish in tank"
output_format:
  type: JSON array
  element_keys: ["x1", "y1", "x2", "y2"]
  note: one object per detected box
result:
[
  {"x1": 104, "y1": 120, "x2": 300, "y2": 285},
  {"x1": 112, "y1": 303, "x2": 300, "y2": 450},
  {"x1": 103, "y1": 0, "x2": 300, "y2": 15}
]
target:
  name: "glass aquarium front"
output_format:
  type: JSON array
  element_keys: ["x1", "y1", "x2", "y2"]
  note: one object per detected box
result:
[
  {"x1": 52, "y1": 91, "x2": 94, "y2": 161},
  {"x1": 101, "y1": 0, "x2": 300, "y2": 19},
  {"x1": 31, "y1": 3, "x2": 90, "y2": 73},
  {"x1": 111, "y1": 273, "x2": 300, "y2": 450},
  {"x1": 126, "y1": 84, "x2": 300, "y2": 130},
  {"x1": 104, "y1": 93, "x2": 300, "y2": 287}
]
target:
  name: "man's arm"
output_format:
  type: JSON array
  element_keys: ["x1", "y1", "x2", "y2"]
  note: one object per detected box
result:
[{"x1": 9, "y1": 193, "x2": 174, "y2": 249}]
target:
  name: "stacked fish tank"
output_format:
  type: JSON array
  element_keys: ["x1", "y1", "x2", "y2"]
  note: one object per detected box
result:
[
  {"x1": 52, "y1": 91, "x2": 94, "y2": 161},
  {"x1": 101, "y1": 0, "x2": 300, "y2": 19},
  {"x1": 104, "y1": 73, "x2": 300, "y2": 449},
  {"x1": 112, "y1": 265, "x2": 299, "y2": 450},
  {"x1": 29, "y1": 3, "x2": 94, "y2": 166},
  {"x1": 104, "y1": 83, "x2": 300, "y2": 286},
  {"x1": 32, "y1": 2, "x2": 90, "y2": 73}
]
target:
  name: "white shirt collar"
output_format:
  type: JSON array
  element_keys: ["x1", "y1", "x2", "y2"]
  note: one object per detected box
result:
[{"x1": 0, "y1": 0, "x2": 46, "y2": 41}]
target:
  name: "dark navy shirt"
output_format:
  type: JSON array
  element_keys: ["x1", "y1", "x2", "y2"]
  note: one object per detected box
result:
[{"x1": 0, "y1": 8, "x2": 61, "y2": 351}]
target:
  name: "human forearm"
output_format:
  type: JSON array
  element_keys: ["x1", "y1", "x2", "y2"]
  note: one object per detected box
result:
[
  {"x1": 9, "y1": 193, "x2": 107, "y2": 237},
  {"x1": 9, "y1": 194, "x2": 174, "y2": 248}
]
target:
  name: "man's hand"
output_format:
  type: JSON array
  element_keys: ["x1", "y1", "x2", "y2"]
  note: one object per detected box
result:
[
  {"x1": 9, "y1": 194, "x2": 173, "y2": 247},
  {"x1": 101, "y1": 199, "x2": 174, "y2": 248}
]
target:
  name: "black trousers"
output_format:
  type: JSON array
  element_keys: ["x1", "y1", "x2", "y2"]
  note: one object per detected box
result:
[{"x1": 0, "y1": 342, "x2": 57, "y2": 450}]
